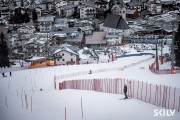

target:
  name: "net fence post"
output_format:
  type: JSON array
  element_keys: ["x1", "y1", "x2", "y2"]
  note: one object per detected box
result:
[
  {"x1": 178, "y1": 96, "x2": 180, "y2": 112},
  {"x1": 168, "y1": 86, "x2": 171, "y2": 109},
  {"x1": 141, "y1": 81, "x2": 143, "y2": 101},
  {"x1": 137, "y1": 81, "x2": 139, "y2": 99},
  {"x1": 173, "y1": 87, "x2": 176, "y2": 110},
  {"x1": 145, "y1": 82, "x2": 147, "y2": 102}
]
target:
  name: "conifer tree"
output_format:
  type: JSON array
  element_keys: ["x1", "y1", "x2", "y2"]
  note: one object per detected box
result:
[
  {"x1": 23, "y1": 10, "x2": 30, "y2": 23},
  {"x1": 0, "y1": 32, "x2": 10, "y2": 68},
  {"x1": 174, "y1": 23, "x2": 180, "y2": 67},
  {"x1": 32, "y1": 9, "x2": 38, "y2": 22}
]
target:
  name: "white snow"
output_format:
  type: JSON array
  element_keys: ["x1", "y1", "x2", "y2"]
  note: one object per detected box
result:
[
  {"x1": 27, "y1": 57, "x2": 46, "y2": 61},
  {"x1": 0, "y1": 44, "x2": 180, "y2": 120}
]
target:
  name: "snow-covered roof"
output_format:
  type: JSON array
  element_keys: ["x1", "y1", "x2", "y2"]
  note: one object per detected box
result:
[
  {"x1": 126, "y1": 9, "x2": 136, "y2": 15},
  {"x1": 54, "y1": 18, "x2": 68, "y2": 26},
  {"x1": 86, "y1": 32, "x2": 106, "y2": 45},
  {"x1": 38, "y1": 16, "x2": 55, "y2": 22},
  {"x1": 79, "y1": 26, "x2": 93, "y2": 31},
  {"x1": 62, "y1": 4, "x2": 76, "y2": 10},
  {"x1": 78, "y1": 3, "x2": 96, "y2": 9},
  {"x1": 50, "y1": 27, "x2": 78, "y2": 33},
  {"x1": 53, "y1": 46, "x2": 78, "y2": 55},
  {"x1": 27, "y1": 56, "x2": 46, "y2": 61},
  {"x1": 25, "y1": 37, "x2": 48, "y2": 45},
  {"x1": 18, "y1": 26, "x2": 35, "y2": 30},
  {"x1": 148, "y1": 11, "x2": 178, "y2": 23}
]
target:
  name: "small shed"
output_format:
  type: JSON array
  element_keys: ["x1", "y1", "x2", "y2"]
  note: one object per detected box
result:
[{"x1": 126, "y1": 9, "x2": 139, "y2": 19}]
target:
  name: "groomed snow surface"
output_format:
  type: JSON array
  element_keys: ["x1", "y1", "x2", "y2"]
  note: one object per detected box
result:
[{"x1": 1, "y1": 45, "x2": 180, "y2": 120}]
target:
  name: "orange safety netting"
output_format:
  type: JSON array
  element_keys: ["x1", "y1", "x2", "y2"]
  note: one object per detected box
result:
[{"x1": 28, "y1": 60, "x2": 54, "y2": 69}]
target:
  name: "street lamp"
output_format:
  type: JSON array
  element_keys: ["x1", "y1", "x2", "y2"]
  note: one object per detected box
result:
[
  {"x1": 161, "y1": 24, "x2": 164, "y2": 57},
  {"x1": 155, "y1": 43, "x2": 159, "y2": 70}
]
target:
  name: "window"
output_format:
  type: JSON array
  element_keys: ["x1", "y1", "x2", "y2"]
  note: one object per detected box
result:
[
  {"x1": 57, "y1": 59, "x2": 59, "y2": 61},
  {"x1": 62, "y1": 59, "x2": 64, "y2": 61},
  {"x1": 71, "y1": 53, "x2": 73, "y2": 56},
  {"x1": 62, "y1": 53, "x2": 64, "y2": 56},
  {"x1": 71, "y1": 58, "x2": 73, "y2": 62}
]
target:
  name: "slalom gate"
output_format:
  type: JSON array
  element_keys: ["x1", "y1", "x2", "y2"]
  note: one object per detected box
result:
[{"x1": 58, "y1": 78, "x2": 180, "y2": 112}]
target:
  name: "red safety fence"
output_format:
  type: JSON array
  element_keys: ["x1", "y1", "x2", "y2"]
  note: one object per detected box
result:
[
  {"x1": 0, "y1": 66, "x2": 29, "y2": 73},
  {"x1": 55, "y1": 57, "x2": 153, "y2": 80},
  {"x1": 149, "y1": 62, "x2": 180, "y2": 74},
  {"x1": 58, "y1": 78, "x2": 180, "y2": 112}
]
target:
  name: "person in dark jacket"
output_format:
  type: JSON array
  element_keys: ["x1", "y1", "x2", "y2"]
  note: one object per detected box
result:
[
  {"x1": 2, "y1": 73, "x2": 6, "y2": 77},
  {"x1": 2, "y1": 73, "x2": 5, "y2": 77},
  {"x1": 124, "y1": 84, "x2": 128, "y2": 99},
  {"x1": 89, "y1": 70, "x2": 92, "y2": 74}
]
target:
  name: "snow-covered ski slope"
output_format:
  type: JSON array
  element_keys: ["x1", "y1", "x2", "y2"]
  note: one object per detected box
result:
[
  {"x1": 0, "y1": 45, "x2": 180, "y2": 120},
  {"x1": 1, "y1": 56, "x2": 180, "y2": 120}
]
